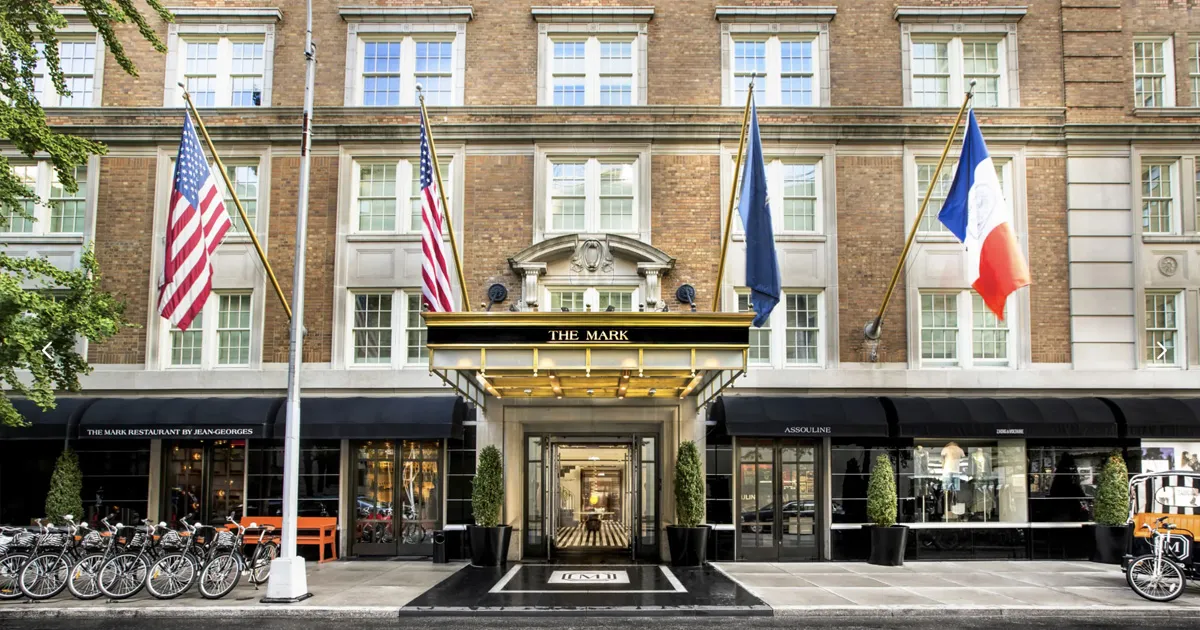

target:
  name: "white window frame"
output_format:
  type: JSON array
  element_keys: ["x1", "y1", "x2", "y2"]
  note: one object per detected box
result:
[
  {"x1": 165, "y1": 156, "x2": 268, "y2": 242},
  {"x1": 732, "y1": 159, "x2": 824, "y2": 235},
  {"x1": 717, "y1": 8, "x2": 834, "y2": 107},
  {"x1": 173, "y1": 36, "x2": 268, "y2": 108},
  {"x1": 721, "y1": 147, "x2": 835, "y2": 240},
  {"x1": 534, "y1": 144, "x2": 651, "y2": 242},
  {"x1": 1139, "y1": 159, "x2": 1181, "y2": 235},
  {"x1": 161, "y1": 291, "x2": 256, "y2": 370},
  {"x1": 917, "y1": 289, "x2": 1016, "y2": 369},
  {"x1": 162, "y1": 9, "x2": 279, "y2": 107},
  {"x1": 543, "y1": 286, "x2": 640, "y2": 313},
  {"x1": 1142, "y1": 291, "x2": 1186, "y2": 369},
  {"x1": 1133, "y1": 37, "x2": 1176, "y2": 108},
  {"x1": 0, "y1": 161, "x2": 91, "y2": 237},
  {"x1": 732, "y1": 288, "x2": 826, "y2": 368},
  {"x1": 534, "y1": 9, "x2": 650, "y2": 106},
  {"x1": 344, "y1": 288, "x2": 432, "y2": 367},
  {"x1": 342, "y1": 11, "x2": 468, "y2": 107},
  {"x1": 1191, "y1": 40, "x2": 1200, "y2": 106},
  {"x1": 897, "y1": 13, "x2": 1021, "y2": 108},
  {"x1": 908, "y1": 154, "x2": 1017, "y2": 240},
  {"x1": 349, "y1": 157, "x2": 453, "y2": 235},
  {"x1": 31, "y1": 34, "x2": 103, "y2": 107}
]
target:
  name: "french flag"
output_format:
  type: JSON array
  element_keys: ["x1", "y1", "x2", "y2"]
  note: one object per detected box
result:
[{"x1": 938, "y1": 110, "x2": 1031, "y2": 319}]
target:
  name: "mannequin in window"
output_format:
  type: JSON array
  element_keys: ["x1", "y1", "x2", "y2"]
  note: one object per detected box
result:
[
  {"x1": 941, "y1": 442, "x2": 965, "y2": 477},
  {"x1": 969, "y1": 448, "x2": 993, "y2": 518},
  {"x1": 914, "y1": 446, "x2": 931, "y2": 476}
]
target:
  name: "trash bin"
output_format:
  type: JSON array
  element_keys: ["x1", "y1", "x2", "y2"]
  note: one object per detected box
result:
[{"x1": 431, "y1": 530, "x2": 448, "y2": 563}]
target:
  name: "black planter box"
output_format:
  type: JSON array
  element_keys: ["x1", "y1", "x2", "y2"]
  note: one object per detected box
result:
[
  {"x1": 867, "y1": 525, "x2": 908, "y2": 566},
  {"x1": 666, "y1": 525, "x2": 709, "y2": 567},
  {"x1": 1090, "y1": 524, "x2": 1129, "y2": 565},
  {"x1": 468, "y1": 525, "x2": 512, "y2": 567}
]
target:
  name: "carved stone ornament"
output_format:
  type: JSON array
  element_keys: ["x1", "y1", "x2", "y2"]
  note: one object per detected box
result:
[
  {"x1": 1158, "y1": 256, "x2": 1179, "y2": 277},
  {"x1": 570, "y1": 239, "x2": 614, "y2": 274}
]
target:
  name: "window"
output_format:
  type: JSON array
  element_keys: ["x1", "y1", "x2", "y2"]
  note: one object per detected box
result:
[
  {"x1": 729, "y1": 37, "x2": 819, "y2": 106},
  {"x1": 547, "y1": 37, "x2": 636, "y2": 106},
  {"x1": 737, "y1": 293, "x2": 771, "y2": 364},
  {"x1": 1145, "y1": 292, "x2": 1182, "y2": 367},
  {"x1": 785, "y1": 293, "x2": 820, "y2": 365},
  {"x1": 177, "y1": 37, "x2": 265, "y2": 107},
  {"x1": 596, "y1": 290, "x2": 633, "y2": 312},
  {"x1": 1134, "y1": 39, "x2": 1174, "y2": 108},
  {"x1": 909, "y1": 38, "x2": 1007, "y2": 107},
  {"x1": 353, "y1": 158, "x2": 451, "y2": 234},
  {"x1": 167, "y1": 292, "x2": 254, "y2": 368},
  {"x1": 30, "y1": 39, "x2": 98, "y2": 107},
  {"x1": 919, "y1": 291, "x2": 1013, "y2": 368},
  {"x1": 900, "y1": 440, "x2": 1027, "y2": 524},
  {"x1": 731, "y1": 159, "x2": 824, "y2": 235},
  {"x1": 1141, "y1": 161, "x2": 1178, "y2": 234},
  {"x1": 246, "y1": 440, "x2": 341, "y2": 518},
  {"x1": 549, "y1": 290, "x2": 586, "y2": 312},
  {"x1": 1028, "y1": 447, "x2": 1138, "y2": 523},
  {"x1": 547, "y1": 159, "x2": 637, "y2": 234},
  {"x1": 548, "y1": 288, "x2": 637, "y2": 313},
  {"x1": 348, "y1": 290, "x2": 427, "y2": 366},
  {"x1": 1191, "y1": 41, "x2": 1200, "y2": 106},
  {"x1": 916, "y1": 159, "x2": 1009, "y2": 234},
  {"x1": 221, "y1": 164, "x2": 258, "y2": 233},
  {"x1": 357, "y1": 37, "x2": 457, "y2": 106},
  {"x1": 1, "y1": 163, "x2": 88, "y2": 235}
]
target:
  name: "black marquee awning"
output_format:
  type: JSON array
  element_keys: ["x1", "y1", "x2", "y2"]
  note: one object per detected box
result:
[
  {"x1": 887, "y1": 397, "x2": 1118, "y2": 439},
  {"x1": 1103, "y1": 398, "x2": 1200, "y2": 439},
  {"x1": 0, "y1": 398, "x2": 96, "y2": 440},
  {"x1": 78, "y1": 397, "x2": 282, "y2": 439},
  {"x1": 711, "y1": 396, "x2": 890, "y2": 438},
  {"x1": 275, "y1": 396, "x2": 467, "y2": 440}
]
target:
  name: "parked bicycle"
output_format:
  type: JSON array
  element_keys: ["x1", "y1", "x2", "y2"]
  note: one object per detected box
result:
[
  {"x1": 1123, "y1": 470, "x2": 1200, "y2": 602},
  {"x1": 17, "y1": 516, "x2": 88, "y2": 600},
  {"x1": 0, "y1": 525, "x2": 37, "y2": 599},
  {"x1": 198, "y1": 513, "x2": 277, "y2": 599},
  {"x1": 146, "y1": 516, "x2": 213, "y2": 599},
  {"x1": 97, "y1": 519, "x2": 162, "y2": 600},
  {"x1": 67, "y1": 516, "x2": 119, "y2": 600}
]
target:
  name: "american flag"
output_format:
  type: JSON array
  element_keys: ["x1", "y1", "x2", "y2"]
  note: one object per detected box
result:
[
  {"x1": 420, "y1": 109, "x2": 454, "y2": 312},
  {"x1": 158, "y1": 112, "x2": 231, "y2": 330}
]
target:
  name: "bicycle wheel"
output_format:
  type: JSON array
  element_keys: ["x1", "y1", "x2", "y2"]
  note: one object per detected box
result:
[
  {"x1": 99, "y1": 553, "x2": 148, "y2": 600},
  {"x1": 19, "y1": 553, "x2": 69, "y2": 600},
  {"x1": 248, "y1": 542, "x2": 277, "y2": 585},
  {"x1": 198, "y1": 554, "x2": 241, "y2": 599},
  {"x1": 0, "y1": 553, "x2": 29, "y2": 600},
  {"x1": 1127, "y1": 554, "x2": 1186, "y2": 602},
  {"x1": 146, "y1": 552, "x2": 196, "y2": 600},
  {"x1": 67, "y1": 553, "x2": 107, "y2": 600}
]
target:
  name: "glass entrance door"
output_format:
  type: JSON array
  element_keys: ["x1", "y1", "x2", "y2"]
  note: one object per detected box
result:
[
  {"x1": 738, "y1": 438, "x2": 818, "y2": 561},
  {"x1": 163, "y1": 440, "x2": 246, "y2": 528},
  {"x1": 352, "y1": 440, "x2": 443, "y2": 556}
]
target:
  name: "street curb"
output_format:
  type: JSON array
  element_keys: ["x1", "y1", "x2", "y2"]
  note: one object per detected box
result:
[
  {"x1": 0, "y1": 606, "x2": 402, "y2": 620},
  {"x1": 771, "y1": 605, "x2": 1200, "y2": 619}
]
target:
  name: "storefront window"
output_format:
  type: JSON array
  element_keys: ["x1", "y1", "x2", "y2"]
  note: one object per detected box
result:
[
  {"x1": 1140, "y1": 441, "x2": 1200, "y2": 473},
  {"x1": 705, "y1": 434, "x2": 733, "y2": 524},
  {"x1": 76, "y1": 441, "x2": 151, "y2": 526},
  {"x1": 900, "y1": 439, "x2": 1027, "y2": 524},
  {"x1": 401, "y1": 440, "x2": 441, "y2": 545},
  {"x1": 831, "y1": 442, "x2": 892, "y2": 524},
  {"x1": 1027, "y1": 445, "x2": 1137, "y2": 522},
  {"x1": 246, "y1": 440, "x2": 341, "y2": 518}
]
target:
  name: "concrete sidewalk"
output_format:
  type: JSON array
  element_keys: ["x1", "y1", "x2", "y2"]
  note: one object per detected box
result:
[{"x1": 714, "y1": 560, "x2": 1200, "y2": 617}]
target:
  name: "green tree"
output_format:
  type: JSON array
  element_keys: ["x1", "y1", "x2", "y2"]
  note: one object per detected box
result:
[
  {"x1": 44, "y1": 447, "x2": 83, "y2": 525},
  {"x1": 673, "y1": 440, "x2": 704, "y2": 528},
  {"x1": 471, "y1": 445, "x2": 504, "y2": 527},
  {"x1": 1, "y1": 1, "x2": 169, "y2": 427},
  {"x1": 867, "y1": 453, "x2": 897, "y2": 527},
  {"x1": 1094, "y1": 451, "x2": 1130, "y2": 527}
]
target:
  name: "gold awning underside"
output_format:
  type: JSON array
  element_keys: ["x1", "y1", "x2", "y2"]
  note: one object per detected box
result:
[{"x1": 423, "y1": 312, "x2": 752, "y2": 409}]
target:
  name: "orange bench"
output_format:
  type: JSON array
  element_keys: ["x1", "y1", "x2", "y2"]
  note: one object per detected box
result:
[{"x1": 232, "y1": 516, "x2": 338, "y2": 563}]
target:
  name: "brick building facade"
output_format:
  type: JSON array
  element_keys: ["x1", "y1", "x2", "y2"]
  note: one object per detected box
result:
[{"x1": 4, "y1": 1, "x2": 1200, "y2": 563}]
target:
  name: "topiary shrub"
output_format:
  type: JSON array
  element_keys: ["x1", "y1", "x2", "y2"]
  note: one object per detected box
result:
[
  {"x1": 866, "y1": 453, "x2": 897, "y2": 528},
  {"x1": 45, "y1": 448, "x2": 84, "y2": 525},
  {"x1": 1094, "y1": 451, "x2": 1130, "y2": 527},
  {"x1": 674, "y1": 441, "x2": 704, "y2": 528},
  {"x1": 472, "y1": 445, "x2": 504, "y2": 527}
]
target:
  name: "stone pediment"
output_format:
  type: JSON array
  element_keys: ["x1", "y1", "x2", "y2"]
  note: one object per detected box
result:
[{"x1": 507, "y1": 234, "x2": 675, "y2": 309}]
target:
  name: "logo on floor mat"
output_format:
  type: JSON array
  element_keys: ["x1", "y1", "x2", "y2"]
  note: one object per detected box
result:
[{"x1": 548, "y1": 570, "x2": 630, "y2": 584}]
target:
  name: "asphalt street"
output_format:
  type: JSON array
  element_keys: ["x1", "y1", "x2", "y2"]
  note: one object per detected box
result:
[{"x1": 2, "y1": 617, "x2": 1196, "y2": 630}]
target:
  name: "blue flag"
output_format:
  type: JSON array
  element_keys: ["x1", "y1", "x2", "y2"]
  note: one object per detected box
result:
[{"x1": 737, "y1": 101, "x2": 781, "y2": 328}]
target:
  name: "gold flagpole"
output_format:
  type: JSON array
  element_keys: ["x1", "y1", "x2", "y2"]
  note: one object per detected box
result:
[
  {"x1": 417, "y1": 88, "x2": 471, "y2": 312},
  {"x1": 711, "y1": 78, "x2": 756, "y2": 312},
  {"x1": 864, "y1": 81, "x2": 975, "y2": 344},
  {"x1": 179, "y1": 84, "x2": 292, "y2": 320}
]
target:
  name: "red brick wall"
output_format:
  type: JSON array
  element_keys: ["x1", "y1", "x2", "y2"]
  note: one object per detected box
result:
[
  {"x1": 462, "y1": 154, "x2": 534, "y2": 308},
  {"x1": 1026, "y1": 157, "x2": 1071, "y2": 364},
  {"x1": 650, "y1": 154, "x2": 722, "y2": 310}
]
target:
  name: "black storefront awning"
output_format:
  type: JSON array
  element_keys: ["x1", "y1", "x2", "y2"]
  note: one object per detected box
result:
[
  {"x1": 887, "y1": 397, "x2": 1118, "y2": 439},
  {"x1": 78, "y1": 397, "x2": 282, "y2": 439},
  {"x1": 1103, "y1": 398, "x2": 1200, "y2": 439},
  {"x1": 711, "y1": 396, "x2": 890, "y2": 438},
  {"x1": 276, "y1": 396, "x2": 467, "y2": 440},
  {"x1": 0, "y1": 398, "x2": 96, "y2": 440}
]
